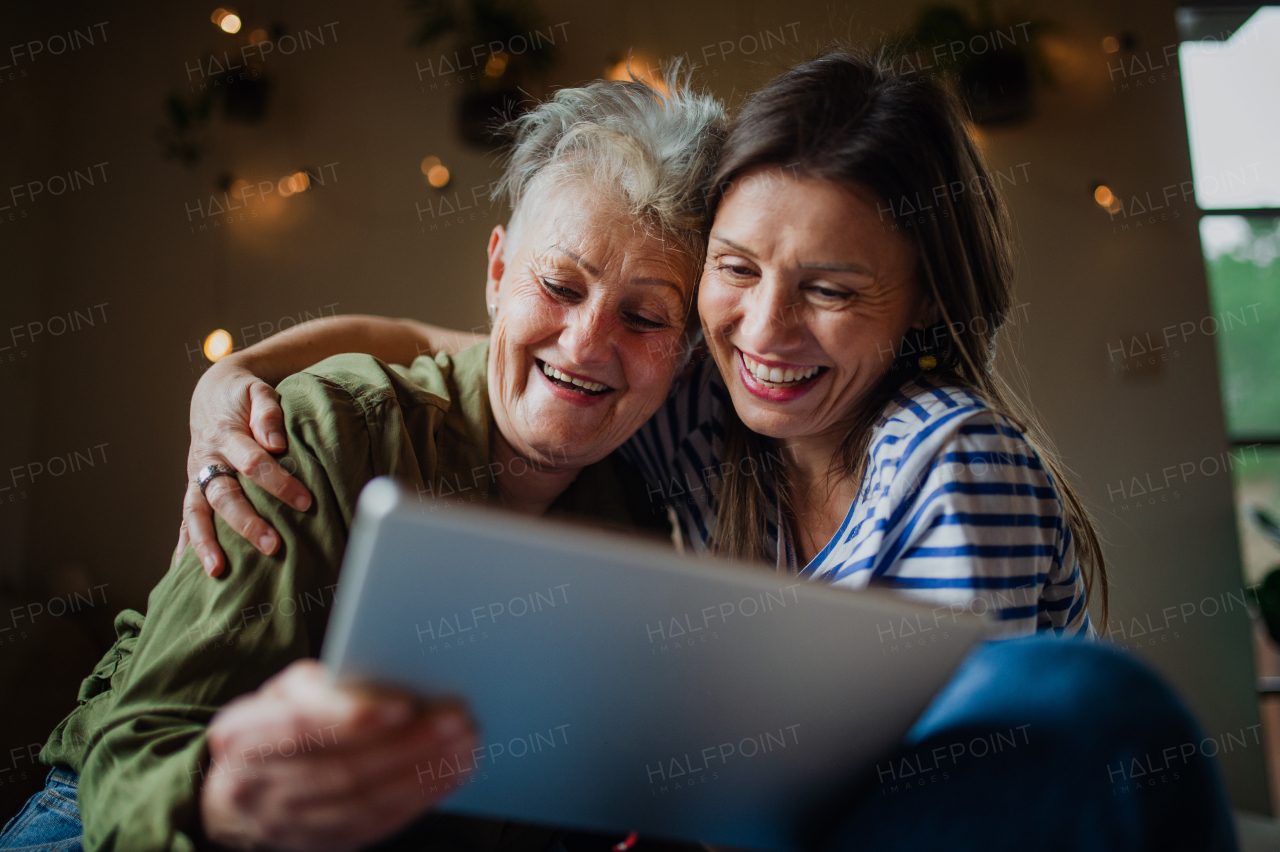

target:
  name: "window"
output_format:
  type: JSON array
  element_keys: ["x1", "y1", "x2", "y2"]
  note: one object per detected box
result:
[
  {"x1": 1180, "y1": 7, "x2": 1280, "y2": 210},
  {"x1": 1200, "y1": 216, "x2": 1280, "y2": 577},
  {"x1": 1180, "y1": 7, "x2": 1280, "y2": 585}
]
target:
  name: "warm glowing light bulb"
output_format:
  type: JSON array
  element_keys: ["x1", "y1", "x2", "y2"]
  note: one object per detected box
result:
[
  {"x1": 604, "y1": 52, "x2": 669, "y2": 96},
  {"x1": 220, "y1": 13, "x2": 242, "y2": 33},
  {"x1": 204, "y1": 329, "x2": 234, "y2": 362},
  {"x1": 1102, "y1": 36, "x2": 1120, "y2": 53},
  {"x1": 420, "y1": 156, "x2": 441, "y2": 176},
  {"x1": 485, "y1": 52, "x2": 509, "y2": 77},
  {"x1": 1094, "y1": 185, "x2": 1122, "y2": 214},
  {"x1": 289, "y1": 171, "x2": 310, "y2": 193},
  {"x1": 426, "y1": 165, "x2": 451, "y2": 188}
]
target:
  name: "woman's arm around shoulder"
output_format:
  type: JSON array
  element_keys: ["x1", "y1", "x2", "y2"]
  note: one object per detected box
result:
[{"x1": 180, "y1": 314, "x2": 484, "y2": 577}]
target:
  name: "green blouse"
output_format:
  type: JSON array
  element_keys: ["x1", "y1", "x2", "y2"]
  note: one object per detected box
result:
[{"x1": 40, "y1": 342, "x2": 665, "y2": 851}]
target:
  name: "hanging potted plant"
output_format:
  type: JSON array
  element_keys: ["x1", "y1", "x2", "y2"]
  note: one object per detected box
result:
[
  {"x1": 890, "y1": 1, "x2": 1054, "y2": 126},
  {"x1": 409, "y1": 0, "x2": 562, "y2": 149}
]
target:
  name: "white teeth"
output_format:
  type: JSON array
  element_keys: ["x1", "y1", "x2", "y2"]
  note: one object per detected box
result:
[
  {"x1": 541, "y1": 361, "x2": 607, "y2": 392},
  {"x1": 742, "y1": 353, "x2": 821, "y2": 387}
]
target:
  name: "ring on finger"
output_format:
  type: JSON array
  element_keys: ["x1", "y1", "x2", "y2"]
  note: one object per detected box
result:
[{"x1": 196, "y1": 464, "x2": 239, "y2": 498}]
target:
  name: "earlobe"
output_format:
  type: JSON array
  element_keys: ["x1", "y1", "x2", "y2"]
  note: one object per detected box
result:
[{"x1": 918, "y1": 300, "x2": 941, "y2": 330}]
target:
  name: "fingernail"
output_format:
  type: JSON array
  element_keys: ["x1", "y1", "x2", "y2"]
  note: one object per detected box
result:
[
  {"x1": 268, "y1": 431, "x2": 286, "y2": 450},
  {"x1": 293, "y1": 494, "x2": 311, "y2": 512},
  {"x1": 258, "y1": 532, "x2": 277, "y2": 553},
  {"x1": 202, "y1": 554, "x2": 217, "y2": 576},
  {"x1": 380, "y1": 699, "x2": 411, "y2": 727}
]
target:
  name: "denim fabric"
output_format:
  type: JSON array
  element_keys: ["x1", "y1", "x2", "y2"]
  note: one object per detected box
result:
[
  {"x1": 812, "y1": 635, "x2": 1239, "y2": 852},
  {"x1": 0, "y1": 768, "x2": 82, "y2": 852}
]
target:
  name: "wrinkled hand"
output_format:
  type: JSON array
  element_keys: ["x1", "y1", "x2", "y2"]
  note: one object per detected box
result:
[
  {"x1": 200, "y1": 660, "x2": 478, "y2": 852},
  {"x1": 177, "y1": 359, "x2": 312, "y2": 577}
]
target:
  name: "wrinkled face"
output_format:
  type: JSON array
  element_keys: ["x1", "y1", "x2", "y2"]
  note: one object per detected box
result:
[
  {"x1": 699, "y1": 167, "x2": 935, "y2": 443},
  {"x1": 487, "y1": 181, "x2": 696, "y2": 468}
]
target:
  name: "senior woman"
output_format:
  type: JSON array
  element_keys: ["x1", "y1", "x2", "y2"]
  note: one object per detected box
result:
[
  {"x1": 0, "y1": 80, "x2": 723, "y2": 852},
  {"x1": 164, "y1": 51, "x2": 1238, "y2": 849}
]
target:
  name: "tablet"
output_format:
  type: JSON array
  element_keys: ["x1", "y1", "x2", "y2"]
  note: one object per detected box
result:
[{"x1": 322, "y1": 478, "x2": 990, "y2": 852}]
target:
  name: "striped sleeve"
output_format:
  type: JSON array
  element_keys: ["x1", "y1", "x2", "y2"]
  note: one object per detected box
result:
[
  {"x1": 864, "y1": 410, "x2": 1090, "y2": 637},
  {"x1": 618, "y1": 356, "x2": 727, "y2": 551}
]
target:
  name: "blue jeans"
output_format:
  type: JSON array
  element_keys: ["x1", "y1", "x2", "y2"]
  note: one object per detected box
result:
[
  {"x1": 0, "y1": 638, "x2": 1237, "y2": 851},
  {"x1": 812, "y1": 635, "x2": 1238, "y2": 851},
  {"x1": 0, "y1": 768, "x2": 82, "y2": 852}
]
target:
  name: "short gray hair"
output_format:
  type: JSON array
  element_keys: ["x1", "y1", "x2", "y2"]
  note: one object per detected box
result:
[{"x1": 495, "y1": 70, "x2": 726, "y2": 270}]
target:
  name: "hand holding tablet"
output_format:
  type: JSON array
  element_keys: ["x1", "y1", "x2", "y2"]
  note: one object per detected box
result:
[{"x1": 200, "y1": 659, "x2": 477, "y2": 852}]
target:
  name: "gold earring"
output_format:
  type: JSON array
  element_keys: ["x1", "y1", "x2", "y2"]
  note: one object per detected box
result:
[{"x1": 918, "y1": 354, "x2": 937, "y2": 370}]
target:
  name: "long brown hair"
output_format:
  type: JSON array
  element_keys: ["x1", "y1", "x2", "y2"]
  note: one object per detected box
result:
[{"x1": 709, "y1": 46, "x2": 1108, "y2": 624}]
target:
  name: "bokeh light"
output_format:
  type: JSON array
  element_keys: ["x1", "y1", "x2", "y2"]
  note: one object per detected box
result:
[
  {"x1": 278, "y1": 171, "x2": 310, "y2": 197},
  {"x1": 1094, "y1": 184, "x2": 1122, "y2": 214},
  {"x1": 604, "y1": 51, "x2": 669, "y2": 96},
  {"x1": 211, "y1": 9, "x2": 243, "y2": 33},
  {"x1": 426, "y1": 165, "x2": 451, "y2": 188},
  {"x1": 203, "y1": 329, "x2": 234, "y2": 362},
  {"x1": 485, "y1": 52, "x2": 509, "y2": 77}
]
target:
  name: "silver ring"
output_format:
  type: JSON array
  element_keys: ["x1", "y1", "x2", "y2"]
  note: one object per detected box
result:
[{"x1": 196, "y1": 464, "x2": 238, "y2": 498}]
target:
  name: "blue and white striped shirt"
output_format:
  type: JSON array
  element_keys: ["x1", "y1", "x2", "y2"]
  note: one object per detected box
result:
[{"x1": 621, "y1": 357, "x2": 1091, "y2": 637}]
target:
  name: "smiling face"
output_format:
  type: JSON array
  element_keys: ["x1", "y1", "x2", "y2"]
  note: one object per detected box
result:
[
  {"x1": 486, "y1": 180, "x2": 696, "y2": 469},
  {"x1": 699, "y1": 166, "x2": 936, "y2": 445}
]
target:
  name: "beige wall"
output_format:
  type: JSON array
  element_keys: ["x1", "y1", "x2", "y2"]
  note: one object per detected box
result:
[{"x1": 0, "y1": 0, "x2": 1268, "y2": 814}]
